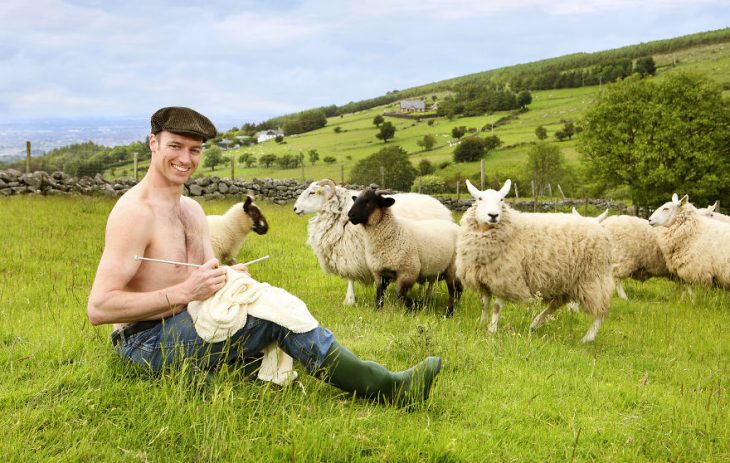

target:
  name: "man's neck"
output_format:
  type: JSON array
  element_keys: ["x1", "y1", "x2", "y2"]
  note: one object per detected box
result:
[{"x1": 139, "y1": 173, "x2": 185, "y2": 204}]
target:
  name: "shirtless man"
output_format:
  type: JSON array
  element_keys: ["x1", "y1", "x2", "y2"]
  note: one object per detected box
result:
[{"x1": 87, "y1": 106, "x2": 442, "y2": 405}]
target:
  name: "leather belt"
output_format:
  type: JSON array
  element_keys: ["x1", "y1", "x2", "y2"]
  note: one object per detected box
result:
[{"x1": 110, "y1": 319, "x2": 162, "y2": 346}]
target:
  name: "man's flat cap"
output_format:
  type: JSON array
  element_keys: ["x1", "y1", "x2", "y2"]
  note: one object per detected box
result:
[{"x1": 151, "y1": 107, "x2": 217, "y2": 141}]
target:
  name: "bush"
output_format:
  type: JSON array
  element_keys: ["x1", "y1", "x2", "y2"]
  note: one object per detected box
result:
[
  {"x1": 323, "y1": 156, "x2": 337, "y2": 164},
  {"x1": 349, "y1": 145, "x2": 417, "y2": 191},
  {"x1": 411, "y1": 175, "x2": 447, "y2": 194},
  {"x1": 453, "y1": 137, "x2": 487, "y2": 162}
]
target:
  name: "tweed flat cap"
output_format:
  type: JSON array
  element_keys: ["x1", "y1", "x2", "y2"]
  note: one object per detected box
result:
[{"x1": 151, "y1": 107, "x2": 217, "y2": 141}]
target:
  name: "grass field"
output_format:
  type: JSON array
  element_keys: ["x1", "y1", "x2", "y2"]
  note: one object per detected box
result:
[{"x1": 1, "y1": 195, "x2": 728, "y2": 462}]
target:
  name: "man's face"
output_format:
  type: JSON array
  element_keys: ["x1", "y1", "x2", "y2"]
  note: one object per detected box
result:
[{"x1": 149, "y1": 131, "x2": 203, "y2": 184}]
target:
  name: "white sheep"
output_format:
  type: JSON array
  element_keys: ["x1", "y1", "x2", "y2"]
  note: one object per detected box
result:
[
  {"x1": 347, "y1": 188, "x2": 462, "y2": 316},
  {"x1": 648, "y1": 194, "x2": 730, "y2": 288},
  {"x1": 207, "y1": 196, "x2": 269, "y2": 265},
  {"x1": 572, "y1": 208, "x2": 669, "y2": 300},
  {"x1": 293, "y1": 179, "x2": 452, "y2": 305},
  {"x1": 696, "y1": 200, "x2": 730, "y2": 224},
  {"x1": 457, "y1": 180, "x2": 614, "y2": 343}
]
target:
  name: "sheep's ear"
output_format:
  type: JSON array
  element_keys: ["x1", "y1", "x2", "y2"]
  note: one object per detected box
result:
[
  {"x1": 243, "y1": 195, "x2": 253, "y2": 210},
  {"x1": 596, "y1": 209, "x2": 609, "y2": 223},
  {"x1": 465, "y1": 179, "x2": 480, "y2": 199},
  {"x1": 671, "y1": 193, "x2": 679, "y2": 203},
  {"x1": 499, "y1": 179, "x2": 512, "y2": 198},
  {"x1": 352, "y1": 195, "x2": 358, "y2": 202},
  {"x1": 571, "y1": 207, "x2": 581, "y2": 216},
  {"x1": 679, "y1": 194, "x2": 689, "y2": 206},
  {"x1": 710, "y1": 200, "x2": 719, "y2": 211},
  {"x1": 381, "y1": 197, "x2": 396, "y2": 208}
]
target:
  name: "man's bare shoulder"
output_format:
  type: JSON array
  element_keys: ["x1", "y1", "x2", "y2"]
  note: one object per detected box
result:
[
  {"x1": 107, "y1": 188, "x2": 155, "y2": 230},
  {"x1": 181, "y1": 196, "x2": 206, "y2": 220}
]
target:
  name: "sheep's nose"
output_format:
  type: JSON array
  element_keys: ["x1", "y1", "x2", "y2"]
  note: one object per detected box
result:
[{"x1": 488, "y1": 213, "x2": 499, "y2": 221}]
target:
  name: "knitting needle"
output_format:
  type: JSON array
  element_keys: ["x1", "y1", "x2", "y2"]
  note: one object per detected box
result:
[{"x1": 133, "y1": 255, "x2": 270, "y2": 268}]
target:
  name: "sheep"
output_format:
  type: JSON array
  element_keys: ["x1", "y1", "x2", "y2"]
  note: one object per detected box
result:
[
  {"x1": 293, "y1": 179, "x2": 453, "y2": 305},
  {"x1": 347, "y1": 188, "x2": 462, "y2": 316},
  {"x1": 572, "y1": 208, "x2": 669, "y2": 300},
  {"x1": 696, "y1": 200, "x2": 730, "y2": 224},
  {"x1": 648, "y1": 194, "x2": 730, "y2": 288},
  {"x1": 207, "y1": 195, "x2": 269, "y2": 265},
  {"x1": 457, "y1": 179, "x2": 614, "y2": 343}
]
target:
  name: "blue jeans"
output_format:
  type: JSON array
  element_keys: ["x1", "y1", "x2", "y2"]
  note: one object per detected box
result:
[{"x1": 114, "y1": 311, "x2": 336, "y2": 375}]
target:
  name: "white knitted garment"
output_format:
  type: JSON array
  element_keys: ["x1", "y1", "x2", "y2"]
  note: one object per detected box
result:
[{"x1": 188, "y1": 267, "x2": 319, "y2": 385}]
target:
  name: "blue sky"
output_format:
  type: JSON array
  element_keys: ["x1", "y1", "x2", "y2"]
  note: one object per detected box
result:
[{"x1": 1, "y1": 0, "x2": 728, "y2": 127}]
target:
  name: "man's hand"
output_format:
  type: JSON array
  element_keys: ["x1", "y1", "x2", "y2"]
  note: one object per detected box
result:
[
  {"x1": 185, "y1": 258, "x2": 227, "y2": 301},
  {"x1": 230, "y1": 263, "x2": 250, "y2": 276}
]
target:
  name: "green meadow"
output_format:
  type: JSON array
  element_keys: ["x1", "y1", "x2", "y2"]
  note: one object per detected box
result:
[{"x1": 1, "y1": 196, "x2": 728, "y2": 461}]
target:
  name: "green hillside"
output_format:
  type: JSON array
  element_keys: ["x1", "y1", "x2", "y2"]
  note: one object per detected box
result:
[{"x1": 101, "y1": 34, "x2": 730, "y2": 197}]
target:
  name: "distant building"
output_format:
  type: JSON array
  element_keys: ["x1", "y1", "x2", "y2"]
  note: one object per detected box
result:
[
  {"x1": 255, "y1": 129, "x2": 285, "y2": 143},
  {"x1": 399, "y1": 100, "x2": 426, "y2": 112}
]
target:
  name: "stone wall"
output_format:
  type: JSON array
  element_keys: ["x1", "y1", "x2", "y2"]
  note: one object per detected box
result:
[{"x1": 0, "y1": 169, "x2": 633, "y2": 214}]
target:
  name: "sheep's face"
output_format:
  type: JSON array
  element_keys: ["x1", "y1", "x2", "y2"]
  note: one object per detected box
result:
[
  {"x1": 348, "y1": 189, "x2": 395, "y2": 226},
  {"x1": 293, "y1": 182, "x2": 325, "y2": 216},
  {"x1": 243, "y1": 196, "x2": 269, "y2": 235},
  {"x1": 696, "y1": 204, "x2": 716, "y2": 219},
  {"x1": 648, "y1": 193, "x2": 688, "y2": 227},
  {"x1": 466, "y1": 179, "x2": 511, "y2": 225}
]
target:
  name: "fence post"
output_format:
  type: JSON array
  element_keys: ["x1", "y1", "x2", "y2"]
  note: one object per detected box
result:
[
  {"x1": 480, "y1": 159, "x2": 485, "y2": 190},
  {"x1": 456, "y1": 179, "x2": 460, "y2": 202},
  {"x1": 514, "y1": 182, "x2": 519, "y2": 200},
  {"x1": 230, "y1": 154, "x2": 235, "y2": 179},
  {"x1": 340, "y1": 163, "x2": 344, "y2": 184},
  {"x1": 25, "y1": 141, "x2": 31, "y2": 174},
  {"x1": 133, "y1": 152, "x2": 139, "y2": 181},
  {"x1": 557, "y1": 184, "x2": 566, "y2": 200},
  {"x1": 531, "y1": 180, "x2": 536, "y2": 212}
]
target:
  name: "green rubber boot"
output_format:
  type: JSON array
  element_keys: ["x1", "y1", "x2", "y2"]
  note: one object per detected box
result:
[{"x1": 317, "y1": 341, "x2": 442, "y2": 406}]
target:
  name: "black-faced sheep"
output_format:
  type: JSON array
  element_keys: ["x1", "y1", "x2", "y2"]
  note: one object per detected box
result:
[
  {"x1": 207, "y1": 196, "x2": 269, "y2": 265},
  {"x1": 649, "y1": 194, "x2": 730, "y2": 288},
  {"x1": 457, "y1": 180, "x2": 614, "y2": 343},
  {"x1": 347, "y1": 188, "x2": 461, "y2": 316},
  {"x1": 293, "y1": 179, "x2": 453, "y2": 305}
]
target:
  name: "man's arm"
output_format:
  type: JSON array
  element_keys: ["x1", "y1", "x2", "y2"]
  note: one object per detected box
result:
[{"x1": 87, "y1": 201, "x2": 226, "y2": 326}]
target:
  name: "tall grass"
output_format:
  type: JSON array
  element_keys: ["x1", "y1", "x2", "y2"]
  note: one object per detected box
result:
[{"x1": 1, "y1": 196, "x2": 728, "y2": 461}]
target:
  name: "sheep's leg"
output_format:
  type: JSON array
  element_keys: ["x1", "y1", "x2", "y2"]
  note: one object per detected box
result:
[
  {"x1": 530, "y1": 299, "x2": 563, "y2": 331},
  {"x1": 395, "y1": 277, "x2": 416, "y2": 312},
  {"x1": 343, "y1": 280, "x2": 356, "y2": 306},
  {"x1": 445, "y1": 279, "x2": 456, "y2": 318},
  {"x1": 615, "y1": 279, "x2": 628, "y2": 300},
  {"x1": 581, "y1": 313, "x2": 605, "y2": 343},
  {"x1": 375, "y1": 275, "x2": 391, "y2": 310},
  {"x1": 488, "y1": 297, "x2": 503, "y2": 333}
]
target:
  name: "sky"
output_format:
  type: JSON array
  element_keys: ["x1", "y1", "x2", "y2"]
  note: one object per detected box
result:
[{"x1": 1, "y1": 0, "x2": 729, "y2": 128}]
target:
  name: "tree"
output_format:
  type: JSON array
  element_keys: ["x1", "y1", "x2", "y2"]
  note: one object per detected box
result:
[
  {"x1": 349, "y1": 145, "x2": 418, "y2": 191},
  {"x1": 203, "y1": 146, "x2": 225, "y2": 171},
  {"x1": 373, "y1": 115, "x2": 384, "y2": 127},
  {"x1": 634, "y1": 56, "x2": 656, "y2": 77},
  {"x1": 555, "y1": 121, "x2": 575, "y2": 141},
  {"x1": 418, "y1": 159, "x2": 435, "y2": 175},
  {"x1": 375, "y1": 121, "x2": 396, "y2": 142},
  {"x1": 526, "y1": 143, "x2": 565, "y2": 195},
  {"x1": 323, "y1": 156, "x2": 337, "y2": 164},
  {"x1": 516, "y1": 90, "x2": 532, "y2": 108},
  {"x1": 579, "y1": 72, "x2": 730, "y2": 207},
  {"x1": 453, "y1": 137, "x2": 487, "y2": 163},
  {"x1": 535, "y1": 125, "x2": 548, "y2": 140},
  {"x1": 259, "y1": 153, "x2": 278, "y2": 168},
  {"x1": 451, "y1": 126, "x2": 466, "y2": 139},
  {"x1": 483, "y1": 135, "x2": 503, "y2": 151},
  {"x1": 308, "y1": 149, "x2": 320, "y2": 165},
  {"x1": 416, "y1": 134, "x2": 437, "y2": 151}
]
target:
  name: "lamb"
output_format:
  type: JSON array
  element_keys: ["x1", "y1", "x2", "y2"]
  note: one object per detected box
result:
[
  {"x1": 347, "y1": 188, "x2": 462, "y2": 316},
  {"x1": 696, "y1": 201, "x2": 730, "y2": 224},
  {"x1": 207, "y1": 195, "x2": 269, "y2": 265},
  {"x1": 293, "y1": 179, "x2": 453, "y2": 305},
  {"x1": 648, "y1": 194, "x2": 730, "y2": 288},
  {"x1": 457, "y1": 179, "x2": 614, "y2": 343},
  {"x1": 572, "y1": 208, "x2": 669, "y2": 300}
]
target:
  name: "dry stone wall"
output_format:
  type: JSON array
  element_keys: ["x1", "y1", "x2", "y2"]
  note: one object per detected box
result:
[{"x1": 0, "y1": 169, "x2": 631, "y2": 214}]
